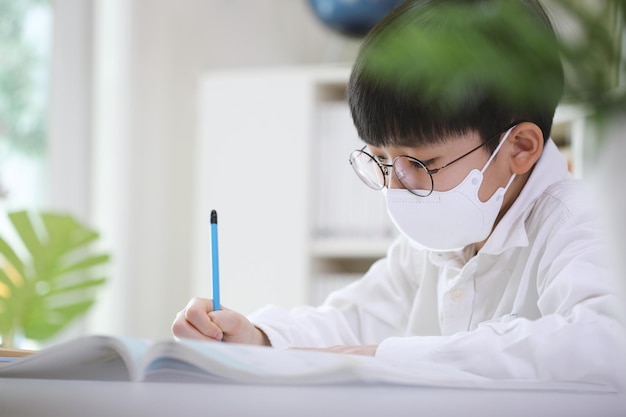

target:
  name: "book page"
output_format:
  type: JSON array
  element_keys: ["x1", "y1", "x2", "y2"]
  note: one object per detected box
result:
[
  {"x1": 142, "y1": 340, "x2": 369, "y2": 384},
  {"x1": 0, "y1": 335, "x2": 150, "y2": 381},
  {"x1": 141, "y1": 340, "x2": 614, "y2": 391}
]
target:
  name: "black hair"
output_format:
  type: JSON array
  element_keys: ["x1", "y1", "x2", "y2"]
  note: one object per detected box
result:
[{"x1": 348, "y1": 0, "x2": 564, "y2": 152}]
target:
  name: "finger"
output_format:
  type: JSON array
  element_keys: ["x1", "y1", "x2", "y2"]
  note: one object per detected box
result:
[
  {"x1": 208, "y1": 310, "x2": 250, "y2": 343},
  {"x1": 185, "y1": 296, "x2": 214, "y2": 312},
  {"x1": 173, "y1": 298, "x2": 223, "y2": 339},
  {"x1": 171, "y1": 310, "x2": 217, "y2": 340},
  {"x1": 184, "y1": 306, "x2": 224, "y2": 340}
]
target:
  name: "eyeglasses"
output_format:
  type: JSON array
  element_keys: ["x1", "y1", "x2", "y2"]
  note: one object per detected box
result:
[{"x1": 348, "y1": 128, "x2": 511, "y2": 197}]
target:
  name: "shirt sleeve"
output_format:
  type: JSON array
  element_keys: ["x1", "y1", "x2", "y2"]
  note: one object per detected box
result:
[{"x1": 249, "y1": 236, "x2": 425, "y2": 348}]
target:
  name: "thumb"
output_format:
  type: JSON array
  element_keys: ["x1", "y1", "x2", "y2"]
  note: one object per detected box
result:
[{"x1": 208, "y1": 308, "x2": 255, "y2": 344}]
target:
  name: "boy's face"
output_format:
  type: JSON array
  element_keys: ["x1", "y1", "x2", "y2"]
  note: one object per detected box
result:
[{"x1": 366, "y1": 130, "x2": 513, "y2": 203}]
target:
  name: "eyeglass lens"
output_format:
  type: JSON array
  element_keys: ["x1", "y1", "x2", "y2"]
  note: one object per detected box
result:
[
  {"x1": 392, "y1": 157, "x2": 433, "y2": 196},
  {"x1": 349, "y1": 150, "x2": 386, "y2": 190},
  {"x1": 349, "y1": 150, "x2": 433, "y2": 196}
]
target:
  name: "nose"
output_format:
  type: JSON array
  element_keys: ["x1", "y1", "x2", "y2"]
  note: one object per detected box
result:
[{"x1": 386, "y1": 166, "x2": 405, "y2": 190}]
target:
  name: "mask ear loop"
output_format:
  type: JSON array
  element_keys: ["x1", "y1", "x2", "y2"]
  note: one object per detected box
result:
[{"x1": 481, "y1": 125, "x2": 518, "y2": 191}]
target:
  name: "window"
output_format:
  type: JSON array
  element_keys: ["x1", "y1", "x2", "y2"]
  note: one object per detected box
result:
[{"x1": 0, "y1": 0, "x2": 52, "y2": 209}]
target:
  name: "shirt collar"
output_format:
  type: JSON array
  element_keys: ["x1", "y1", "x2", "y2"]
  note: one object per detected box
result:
[
  {"x1": 480, "y1": 139, "x2": 572, "y2": 255},
  {"x1": 429, "y1": 245, "x2": 476, "y2": 269}
]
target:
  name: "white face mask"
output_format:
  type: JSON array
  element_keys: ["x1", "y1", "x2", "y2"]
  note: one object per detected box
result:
[{"x1": 384, "y1": 127, "x2": 516, "y2": 252}]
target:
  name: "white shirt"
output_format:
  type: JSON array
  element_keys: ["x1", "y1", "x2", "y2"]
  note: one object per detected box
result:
[{"x1": 249, "y1": 140, "x2": 626, "y2": 389}]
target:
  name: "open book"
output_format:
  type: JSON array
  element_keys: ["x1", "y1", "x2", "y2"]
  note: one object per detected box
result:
[{"x1": 0, "y1": 335, "x2": 611, "y2": 391}]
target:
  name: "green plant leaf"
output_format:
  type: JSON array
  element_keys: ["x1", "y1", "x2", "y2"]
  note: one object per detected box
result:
[
  {"x1": 40, "y1": 212, "x2": 100, "y2": 257},
  {"x1": 8, "y1": 211, "x2": 44, "y2": 266},
  {"x1": 46, "y1": 277, "x2": 107, "y2": 297},
  {"x1": 49, "y1": 254, "x2": 110, "y2": 278},
  {"x1": 0, "y1": 235, "x2": 26, "y2": 277},
  {"x1": 0, "y1": 267, "x2": 18, "y2": 292},
  {"x1": 359, "y1": 0, "x2": 625, "y2": 115},
  {"x1": 0, "y1": 210, "x2": 110, "y2": 345},
  {"x1": 24, "y1": 300, "x2": 95, "y2": 340},
  {"x1": 0, "y1": 268, "x2": 20, "y2": 336}
]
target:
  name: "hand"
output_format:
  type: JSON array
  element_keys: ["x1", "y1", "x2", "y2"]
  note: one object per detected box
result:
[
  {"x1": 292, "y1": 345, "x2": 378, "y2": 356},
  {"x1": 171, "y1": 297, "x2": 270, "y2": 346}
]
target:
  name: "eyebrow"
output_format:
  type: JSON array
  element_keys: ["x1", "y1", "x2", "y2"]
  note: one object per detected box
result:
[
  {"x1": 420, "y1": 158, "x2": 437, "y2": 167},
  {"x1": 367, "y1": 145, "x2": 440, "y2": 166}
]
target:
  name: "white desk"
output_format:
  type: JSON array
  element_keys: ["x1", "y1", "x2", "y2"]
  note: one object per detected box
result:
[{"x1": 1, "y1": 378, "x2": 625, "y2": 417}]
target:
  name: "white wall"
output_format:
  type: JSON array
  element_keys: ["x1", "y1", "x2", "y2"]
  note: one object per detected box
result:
[
  {"x1": 48, "y1": 0, "x2": 92, "y2": 220},
  {"x1": 84, "y1": 0, "x2": 361, "y2": 340}
]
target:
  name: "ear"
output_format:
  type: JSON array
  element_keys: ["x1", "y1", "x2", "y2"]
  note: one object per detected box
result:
[{"x1": 508, "y1": 122, "x2": 544, "y2": 175}]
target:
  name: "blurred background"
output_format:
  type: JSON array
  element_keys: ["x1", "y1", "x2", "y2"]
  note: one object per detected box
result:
[
  {"x1": 0, "y1": 0, "x2": 372, "y2": 346},
  {"x1": 0, "y1": 0, "x2": 624, "y2": 347}
]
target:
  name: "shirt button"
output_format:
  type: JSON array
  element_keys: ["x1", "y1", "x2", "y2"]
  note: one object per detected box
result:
[{"x1": 451, "y1": 289, "x2": 464, "y2": 301}]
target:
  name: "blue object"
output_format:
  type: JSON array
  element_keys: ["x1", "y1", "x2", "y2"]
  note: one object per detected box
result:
[
  {"x1": 308, "y1": 0, "x2": 404, "y2": 37},
  {"x1": 210, "y1": 210, "x2": 220, "y2": 312}
]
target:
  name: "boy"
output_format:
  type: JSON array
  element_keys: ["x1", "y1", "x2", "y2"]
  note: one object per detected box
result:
[{"x1": 172, "y1": 0, "x2": 624, "y2": 388}]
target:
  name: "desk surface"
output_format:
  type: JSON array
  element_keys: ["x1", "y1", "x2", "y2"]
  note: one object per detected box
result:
[{"x1": 1, "y1": 378, "x2": 625, "y2": 417}]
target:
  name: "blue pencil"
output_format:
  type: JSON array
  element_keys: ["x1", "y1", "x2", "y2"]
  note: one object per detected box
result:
[{"x1": 210, "y1": 210, "x2": 221, "y2": 311}]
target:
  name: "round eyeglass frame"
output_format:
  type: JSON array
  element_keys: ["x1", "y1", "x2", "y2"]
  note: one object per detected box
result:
[{"x1": 348, "y1": 123, "x2": 520, "y2": 197}]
